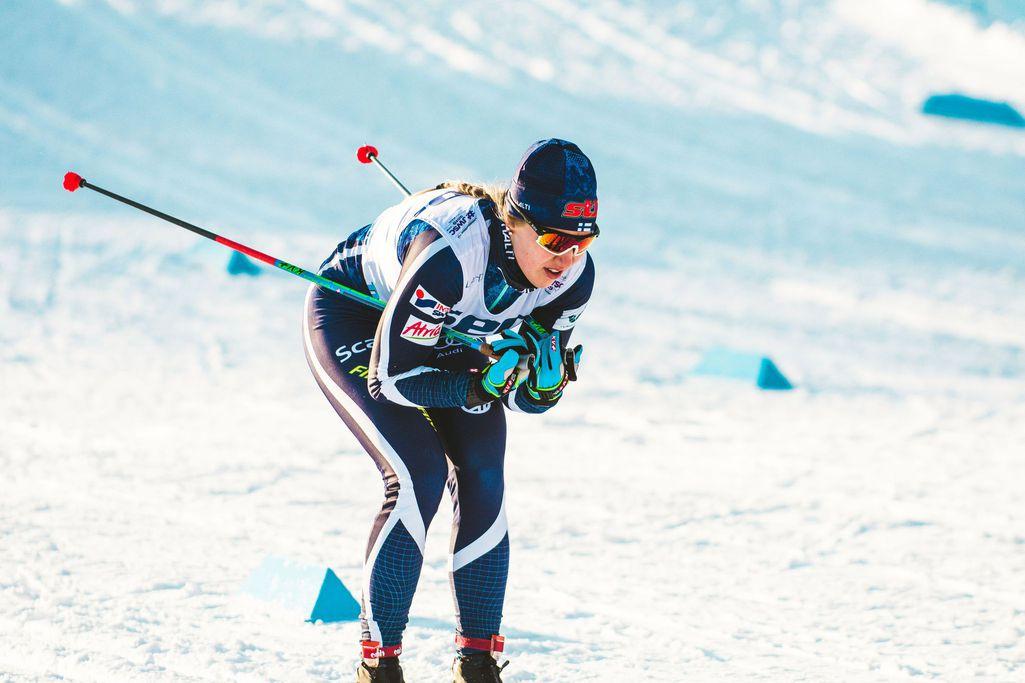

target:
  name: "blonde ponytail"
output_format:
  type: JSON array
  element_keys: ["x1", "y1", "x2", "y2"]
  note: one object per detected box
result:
[{"x1": 416, "y1": 181, "x2": 514, "y2": 225}]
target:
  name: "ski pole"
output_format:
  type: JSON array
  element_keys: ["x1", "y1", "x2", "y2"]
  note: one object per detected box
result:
[
  {"x1": 357, "y1": 145, "x2": 411, "y2": 196},
  {"x1": 61, "y1": 171, "x2": 494, "y2": 356}
]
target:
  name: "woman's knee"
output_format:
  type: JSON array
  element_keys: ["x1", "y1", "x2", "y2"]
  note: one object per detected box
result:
[
  {"x1": 454, "y1": 465, "x2": 505, "y2": 505},
  {"x1": 388, "y1": 460, "x2": 448, "y2": 523}
]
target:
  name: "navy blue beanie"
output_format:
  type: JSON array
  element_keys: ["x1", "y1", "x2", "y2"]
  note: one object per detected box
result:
[{"x1": 508, "y1": 139, "x2": 598, "y2": 233}]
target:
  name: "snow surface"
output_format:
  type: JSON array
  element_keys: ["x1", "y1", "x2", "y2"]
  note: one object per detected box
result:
[{"x1": 2, "y1": 1, "x2": 1025, "y2": 681}]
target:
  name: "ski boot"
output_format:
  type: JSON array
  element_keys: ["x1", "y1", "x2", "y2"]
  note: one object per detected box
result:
[
  {"x1": 357, "y1": 642, "x2": 404, "y2": 683},
  {"x1": 453, "y1": 635, "x2": 508, "y2": 683}
]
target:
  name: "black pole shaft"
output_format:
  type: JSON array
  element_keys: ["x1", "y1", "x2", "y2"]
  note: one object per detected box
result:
[{"x1": 81, "y1": 179, "x2": 220, "y2": 242}]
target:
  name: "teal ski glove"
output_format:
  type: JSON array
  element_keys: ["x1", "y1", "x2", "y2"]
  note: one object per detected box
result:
[
  {"x1": 466, "y1": 330, "x2": 532, "y2": 407},
  {"x1": 522, "y1": 323, "x2": 583, "y2": 404}
]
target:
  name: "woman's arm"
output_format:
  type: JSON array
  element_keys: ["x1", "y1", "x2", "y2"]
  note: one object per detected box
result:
[{"x1": 366, "y1": 227, "x2": 472, "y2": 408}]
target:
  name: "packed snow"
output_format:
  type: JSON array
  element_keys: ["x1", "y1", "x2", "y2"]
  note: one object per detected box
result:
[{"x1": 2, "y1": 1, "x2": 1024, "y2": 681}]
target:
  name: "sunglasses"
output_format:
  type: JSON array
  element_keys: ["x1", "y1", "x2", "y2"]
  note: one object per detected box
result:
[{"x1": 507, "y1": 198, "x2": 599, "y2": 256}]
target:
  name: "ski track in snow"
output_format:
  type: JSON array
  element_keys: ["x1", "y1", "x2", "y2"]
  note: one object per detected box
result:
[{"x1": 3, "y1": 1, "x2": 1025, "y2": 681}]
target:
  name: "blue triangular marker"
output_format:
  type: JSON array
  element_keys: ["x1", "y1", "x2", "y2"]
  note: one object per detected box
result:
[
  {"x1": 241, "y1": 556, "x2": 360, "y2": 623},
  {"x1": 757, "y1": 358, "x2": 793, "y2": 390},
  {"x1": 308, "y1": 568, "x2": 361, "y2": 623},
  {"x1": 227, "y1": 251, "x2": 261, "y2": 276},
  {"x1": 692, "y1": 348, "x2": 794, "y2": 390}
]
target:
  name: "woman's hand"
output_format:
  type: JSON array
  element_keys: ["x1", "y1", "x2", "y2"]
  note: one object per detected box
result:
[
  {"x1": 522, "y1": 326, "x2": 582, "y2": 405},
  {"x1": 467, "y1": 330, "x2": 532, "y2": 406}
]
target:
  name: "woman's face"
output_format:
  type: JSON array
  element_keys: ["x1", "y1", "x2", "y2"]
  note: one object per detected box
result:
[{"x1": 507, "y1": 217, "x2": 587, "y2": 289}]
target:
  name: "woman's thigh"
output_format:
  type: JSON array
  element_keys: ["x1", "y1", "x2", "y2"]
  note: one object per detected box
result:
[
  {"x1": 303, "y1": 285, "x2": 449, "y2": 533},
  {"x1": 430, "y1": 404, "x2": 508, "y2": 544}
]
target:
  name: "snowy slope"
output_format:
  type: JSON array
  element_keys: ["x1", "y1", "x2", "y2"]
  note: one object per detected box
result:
[{"x1": 3, "y1": 1, "x2": 1025, "y2": 681}]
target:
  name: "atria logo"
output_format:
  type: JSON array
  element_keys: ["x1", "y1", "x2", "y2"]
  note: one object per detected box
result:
[{"x1": 400, "y1": 314, "x2": 442, "y2": 346}]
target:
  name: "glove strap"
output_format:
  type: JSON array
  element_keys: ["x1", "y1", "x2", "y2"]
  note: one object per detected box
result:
[
  {"x1": 564, "y1": 345, "x2": 580, "y2": 382},
  {"x1": 525, "y1": 374, "x2": 570, "y2": 403}
]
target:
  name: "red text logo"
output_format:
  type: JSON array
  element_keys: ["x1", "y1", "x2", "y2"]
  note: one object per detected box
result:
[
  {"x1": 562, "y1": 199, "x2": 597, "y2": 219},
  {"x1": 403, "y1": 320, "x2": 440, "y2": 338}
]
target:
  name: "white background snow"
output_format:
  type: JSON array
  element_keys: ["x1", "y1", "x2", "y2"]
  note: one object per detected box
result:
[{"x1": 2, "y1": 1, "x2": 1024, "y2": 681}]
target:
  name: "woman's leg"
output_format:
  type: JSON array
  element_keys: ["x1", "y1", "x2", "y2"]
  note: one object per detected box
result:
[
  {"x1": 303, "y1": 285, "x2": 448, "y2": 651},
  {"x1": 430, "y1": 403, "x2": 510, "y2": 654}
]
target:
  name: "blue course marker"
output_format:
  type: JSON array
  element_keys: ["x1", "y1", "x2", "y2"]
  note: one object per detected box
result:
[
  {"x1": 922, "y1": 94, "x2": 1025, "y2": 128},
  {"x1": 692, "y1": 348, "x2": 794, "y2": 390},
  {"x1": 241, "y1": 555, "x2": 360, "y2": 623},
  {"x1": 227, "y1": 251, "x2": 262, "y2": 275}
]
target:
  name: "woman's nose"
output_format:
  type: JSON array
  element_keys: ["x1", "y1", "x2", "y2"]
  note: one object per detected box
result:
[{"x1": 553, "y1": 251, "x2": 574, "y2": 266}]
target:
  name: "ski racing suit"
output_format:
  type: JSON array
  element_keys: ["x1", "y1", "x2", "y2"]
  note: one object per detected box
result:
[{"x1": 303, "y1": 188, "x2": 594, "y2": 653}]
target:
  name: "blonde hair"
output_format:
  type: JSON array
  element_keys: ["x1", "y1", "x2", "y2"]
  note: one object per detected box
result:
[{"x1": 417, "y1": 181, "x2": 515, "y2": 226}]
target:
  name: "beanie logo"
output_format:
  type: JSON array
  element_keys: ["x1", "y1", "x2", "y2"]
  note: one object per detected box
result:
[{"x1": 562, "y1": 200, "x2": 597, "y2": 219}]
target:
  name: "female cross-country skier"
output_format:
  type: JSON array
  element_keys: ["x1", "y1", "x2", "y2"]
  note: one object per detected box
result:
[{"x1": 303, "y1": 139, "x2": 598, "y2": 683}]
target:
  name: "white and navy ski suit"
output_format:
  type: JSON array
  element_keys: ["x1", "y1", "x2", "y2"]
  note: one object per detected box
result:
[{"x1": 303, "y1": 188, "x2": 594, "y2": 652}]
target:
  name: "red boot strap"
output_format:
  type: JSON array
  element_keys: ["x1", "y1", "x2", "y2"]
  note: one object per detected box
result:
[
  {"x1": 361, "y1": 640, "x2": 402, "y2": 659},
  {"x1": 455, "y1": 634, "x2": 504, "y2": 654}
]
